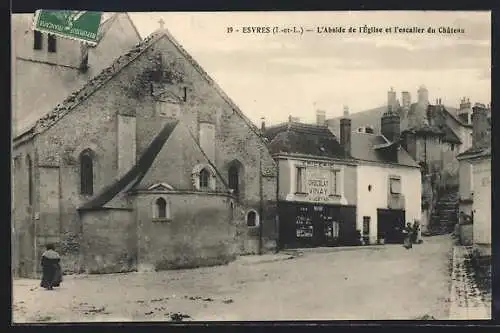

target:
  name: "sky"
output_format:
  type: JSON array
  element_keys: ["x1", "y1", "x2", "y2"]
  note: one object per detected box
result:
[{"x1": 128, "y1": 11, "x2": 490, "y2": 125}]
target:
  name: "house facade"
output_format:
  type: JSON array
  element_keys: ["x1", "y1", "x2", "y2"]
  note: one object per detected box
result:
[
  {"x1": 264, "y1": 105, "x2": 421, "y2": 248},
  {"x1": 263, "y1": 119, "x2": 358, "y2": 248},
  {"x1": 346, "y1": 107, "x2": 422, "y2": 244},
  {"x1": 12, "y1": 27, "x2": 278, "y2": 278},
  {"x1": 457, "y1": 104, "x2": 491, "y2": 256},
  {"x1": 324, "y1": 86, "x2": 487, "y2": 234}
]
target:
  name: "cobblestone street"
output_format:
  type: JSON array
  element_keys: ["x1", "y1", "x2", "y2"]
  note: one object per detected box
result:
[
  {"x1": 448, "y1": 245, "x2": 491, "y2": 319},
  {"x1": 13, "y1": 235, "x2": 454, "y2": 323}
]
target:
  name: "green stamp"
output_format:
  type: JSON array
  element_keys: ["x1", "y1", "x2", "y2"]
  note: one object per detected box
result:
[{"x1": 33, "y1": 10, "x2": 102, "y2": 45}]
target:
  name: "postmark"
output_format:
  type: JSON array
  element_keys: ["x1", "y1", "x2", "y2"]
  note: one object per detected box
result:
[{"x1": 32, "y1": 10, "x2": 102, "y2": 45}]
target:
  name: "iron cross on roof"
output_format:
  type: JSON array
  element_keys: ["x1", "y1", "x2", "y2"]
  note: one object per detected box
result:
[{"x1": 158, "y1": 18, "x2": 165, "y2": 30}]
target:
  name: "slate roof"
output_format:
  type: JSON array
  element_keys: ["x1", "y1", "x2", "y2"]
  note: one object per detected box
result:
[
  {"x1": 79, "y1": 121, "x2": 179, "y2": 210},
  {"x1": 263, "y1": 122, "x2": 349, "y2": 159},
  {"x1": 15, "y1": 27, "x2": 264, "y2": 145},
  {"x1": 350, "y1": 132, "x2": 420, "y2": 168}
]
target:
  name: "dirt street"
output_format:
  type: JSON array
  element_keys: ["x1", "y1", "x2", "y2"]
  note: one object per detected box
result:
[{"x1": 12, "y1": 235, "x2": 453, "y2": 322}]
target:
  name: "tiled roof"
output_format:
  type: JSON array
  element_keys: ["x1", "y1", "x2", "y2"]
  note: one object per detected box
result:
[
  {"x1": 79, "y1": 121, "x2": 179, "y2": 210},
  {"x1": 350, "y1": 132, "x2": 420, "y2": 168},
  {"x1": 264, "y1": 122, "x2": 348, "y2": 159}
]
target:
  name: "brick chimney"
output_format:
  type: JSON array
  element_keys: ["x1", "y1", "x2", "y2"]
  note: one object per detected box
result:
[
  {"x1": 401, "y1": 91, "x2": 411, "y2": 108},
  {"x1": 388, "y1": 87, "x2": 397, "y2": 110},
  {"x1": 381, "y1": 105, "x2": 401, "y2": 143},
  {"x1": 472, "y1": 103, "x2": 491, "y2": 149},
  {"x1": 458, "y1": 97, "x2": 472, "y2": 124},
  {"x1": 316, "y1": 110, "x2": 326, "y2": 126},
  {"x1": 340, "y1": 106, "x2": 351, "y2": 156},
  {"x1": 417, "y1": 85, "x2": 429, "y2": 104}
]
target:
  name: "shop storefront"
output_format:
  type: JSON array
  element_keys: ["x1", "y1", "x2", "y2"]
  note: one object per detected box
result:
[{"x1": 278, "y1": 201, "x2": 357, "y2": 249}]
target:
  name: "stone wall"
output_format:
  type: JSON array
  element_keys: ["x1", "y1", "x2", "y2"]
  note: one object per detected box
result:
[
  {"x1": 80, "y1": 208, "x2": 137, "y2": 273},
  {"x1": 135, "y1": 192, "x2": 237, "y2": 271}
]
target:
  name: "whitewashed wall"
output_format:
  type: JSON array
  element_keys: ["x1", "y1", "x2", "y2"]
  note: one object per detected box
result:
[{"x1": 356, "y1": 163, "x2": 421, "y2": 243}]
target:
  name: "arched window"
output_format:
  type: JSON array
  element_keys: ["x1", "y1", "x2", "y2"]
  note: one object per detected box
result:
[
  {"x1": 80, "y1": 150, "x2": 94, "y2": 195},
  {"x1": 247, "y1": 210, "x2": 258, "y2": 227},
  {"x1": 155, "y1": 198, "x2": 167, "y2": 218},
  {"x1": 228, "y1": 164, "x2": 239, "y2": 195},
  {"x1": 192, "y1": 164, "x2": 216, "y2": 191},
  {"x1": 26, "y1": 155, "x2": 33, "y2": 205},
  {"x1": 199, "y1": 168, "x2": 210, "y2": 189}
]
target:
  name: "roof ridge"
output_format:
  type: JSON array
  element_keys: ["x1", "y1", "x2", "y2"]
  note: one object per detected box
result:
[
  {"x1": 124, "y1": 12, "x2": 143, "y2": 41},
  {"x1": 156, "y1": 28, "x2": 273, "y2": 154},
  {"x1": 19, "y1": 31, "x2": 165, "y2": 138},
  {"x1": 79, "y1": 120, "x2": 179, "y2": 210}
]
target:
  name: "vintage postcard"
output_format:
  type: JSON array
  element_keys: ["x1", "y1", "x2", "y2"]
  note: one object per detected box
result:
[{"x1": 11, "y1": 11, "x2": 491, "y2": 322}]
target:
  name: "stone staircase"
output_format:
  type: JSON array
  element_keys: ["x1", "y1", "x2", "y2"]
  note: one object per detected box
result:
[{"x1": 430, "y1": 188, "x2": 459, "y2": 234}]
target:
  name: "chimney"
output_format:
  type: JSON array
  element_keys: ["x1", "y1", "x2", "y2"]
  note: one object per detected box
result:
[
  {"x1": 402, "y1": 91, "x2": 411, "y2": 108},
  {"x1": 417, "y1": 85, "x2": 429, "y2": 104},
  {"x1": 340, "y1": 106, "x2": 351, "y2": 156},
  {"x1": 381, "y1": 104, "x2": 401, "y2": 143},
  {"x1": 388, "y1": 87, "x2": 397, "y2": 109},
  {"x1": 458, "y1": 97, "x2": 472, "y2": 124},
  {"x1": 472, "y1": 103, "x2": 491, "y2": 149},
  {"x1": 316, "y1": 110, "x2": 326, "y2": 126},
  {"x1": 260, "y1": 117, "x2": 266, "y2": 132}
]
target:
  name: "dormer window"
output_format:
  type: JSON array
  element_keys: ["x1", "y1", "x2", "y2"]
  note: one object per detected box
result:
[
  {"x1": 48, "y1": 34, "x2": 57, "y2": 53},
  {"x1": 33, "y1": 30, "x2": 43, "y2": 50}
]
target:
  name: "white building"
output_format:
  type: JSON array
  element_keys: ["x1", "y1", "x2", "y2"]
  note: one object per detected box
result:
[{"x1": 456, "y1": 104, "x2": 491, "y2": 256}]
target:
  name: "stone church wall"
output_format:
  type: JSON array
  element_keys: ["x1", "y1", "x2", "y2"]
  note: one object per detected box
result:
[
  {"x1": 80, "y1": 208, "x2": 137, "y2": 273},
  {"x1": 135, "y1": 192, "x2": 236, "y2": 271}
]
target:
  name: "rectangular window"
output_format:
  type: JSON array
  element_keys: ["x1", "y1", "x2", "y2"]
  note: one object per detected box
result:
[
  {"x1": 48, "y1": 34, "x2": 57, "y2": 53},
  {"x1": 390, "y1": 176, "x2": 401, "y2": 194},
  {"x1": 363, "y1": 216, "x2": 370, "y2": 236},
  {"x1": 296, "y1": 166, "x2": 305, "y2": 193},
  {"x1": 330, "y1": 169, "x2": 341, "y2": 195},
  {"x1": 33, "y1": 31, "x2": 43, "y2": 50}
]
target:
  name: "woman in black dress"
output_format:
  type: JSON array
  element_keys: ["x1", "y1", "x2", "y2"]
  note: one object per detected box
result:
[{"x1": 40, "y1": 244, "x2": 62, "y2": 290}]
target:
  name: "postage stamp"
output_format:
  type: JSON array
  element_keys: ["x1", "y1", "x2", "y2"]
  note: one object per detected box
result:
[{"x1": 32, "y1": 10, "x2": 102, "y2": 45}]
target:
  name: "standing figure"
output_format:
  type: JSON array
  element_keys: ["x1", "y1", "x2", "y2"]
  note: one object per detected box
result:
[
  {"x1": 40, "y1": 244, "x2": 62, "y2": 290},
  {"x1": 403, "y1": 223, "x2": 413, "y2": 249},
  {"x1": 413, "y1": 220, "x2": 422, "y2": 244}
]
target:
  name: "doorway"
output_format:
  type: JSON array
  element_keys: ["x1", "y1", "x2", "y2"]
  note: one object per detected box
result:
[{"x1": 377, "y1": 209, "x2": 405, "y2": 244}]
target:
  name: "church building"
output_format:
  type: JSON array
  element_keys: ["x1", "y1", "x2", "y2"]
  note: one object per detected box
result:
[{"x1": 12, "y1": 24, "x2": 278, "y2": 277}]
